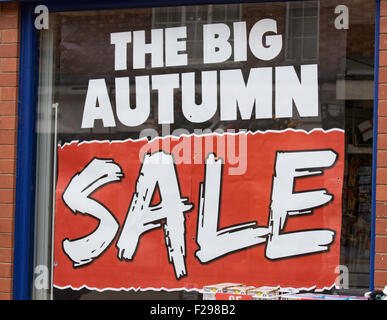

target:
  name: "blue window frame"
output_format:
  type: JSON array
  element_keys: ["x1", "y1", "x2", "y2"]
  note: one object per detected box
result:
[{"x1": 13, "y1": 0, "x2": 380, "y2": 300}]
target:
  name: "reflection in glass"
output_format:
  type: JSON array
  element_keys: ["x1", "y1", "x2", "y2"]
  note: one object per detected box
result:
[{"x1": 33, "y1": 0, "x2": 375, "y2": 300}]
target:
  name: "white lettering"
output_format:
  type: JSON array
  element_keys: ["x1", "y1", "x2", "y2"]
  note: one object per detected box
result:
[
  {"x1": 133, "y1": 29, "x2": 164, "y2": 69},
  {"x1": 115, "y1": 76, "x2": 150, "y2": 126},
  {"x1": 152, "y1": 73, "x2": 179, "y2": 124},
  {"x1": 62, "y1": 158, "x2": 122, "y2": 266},
  {"x1": 81, "y1": 79, "x2": 116, "y2": 128},
  {"x1": 249, "y1": 19, "x2": 282, "y2": 61},
  {"x1": 220, "y1": 67, "x2": 273, "y2": 121},
  {"x1": 165, "y1": 27, "x2": 188, "y2": 67},
  {"x1": 111, "y1": 32, "x2": 132, "y2": 71},
  {"x1": 195, "y1": 154, "x2": 269, "y2": 263},
  {"x1": 203, "y1": 23, "x2": 232, "y2": 64},
  {"x1": 265, "y1": 150, "x2": 337, "y2": 259},
  {"x1": 181, "y1": 71, "x2": 218, "y2": 123},
  {"x1": 116, "y1": 152, "x2": 194, "y2": 279},
  {"x1": 275, "y1": 64, "x2": 319, "y2": 118}
]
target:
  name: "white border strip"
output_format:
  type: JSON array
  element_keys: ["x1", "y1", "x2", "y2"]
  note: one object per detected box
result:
[
  {"x1": 58, "y1": 127, "x2": 345, "y2": 149},
  {"x1": 53, "y1": 283, "x2": 339, "y2": 294}
]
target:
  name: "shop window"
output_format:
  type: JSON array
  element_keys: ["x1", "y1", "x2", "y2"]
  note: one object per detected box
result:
[{"x1": 32, "y1": 0, "x2": 375, "y2": 300}]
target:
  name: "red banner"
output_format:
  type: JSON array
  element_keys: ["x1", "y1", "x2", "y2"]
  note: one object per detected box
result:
[{"x1": 53, "y1": 129, "x2": 344, "y2": 291}]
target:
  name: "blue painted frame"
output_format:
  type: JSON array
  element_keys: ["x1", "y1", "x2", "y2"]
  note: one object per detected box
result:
[
  {"x1": 370, "y1": 0, "x2": 381, "y2": 292},
  {"x1": 13, "y1": 0, "x2": 380, "y2": 300},
  {"x1": 13, "y1": 3, "x2": 38, "y2": 300}
]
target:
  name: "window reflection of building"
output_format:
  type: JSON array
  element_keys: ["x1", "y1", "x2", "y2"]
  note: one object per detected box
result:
[
  {"x1": 286, "y1": 1, "x2": 319, "y2": 62},
  {"x1": 152, "y1": 4, "x2": 241, "y2": 64}
]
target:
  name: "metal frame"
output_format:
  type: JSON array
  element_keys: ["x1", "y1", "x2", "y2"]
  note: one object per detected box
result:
[{"x1": 13, "y1": 0, "x2": 380, "y2": 299}]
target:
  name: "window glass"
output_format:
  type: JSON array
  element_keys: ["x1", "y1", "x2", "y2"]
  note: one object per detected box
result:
[{"x1": 33, "y1": 0, "x2": 375, "y2": 300}]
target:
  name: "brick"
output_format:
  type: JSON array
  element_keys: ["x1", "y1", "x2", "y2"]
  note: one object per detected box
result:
[
  {"x1": 376, "y1": 185, "x2": 387, "y2": 201},
  {"x1": 0, "y1": 74, "x2": 17, "y2": 87},
  {"x1": 377, "y1": 134, "x2": 387, "y2": 149},
  {"x1": 0, "y1": 131, "x2": 16, "y2": 145},
  {"x1": 0, "y1": 145, "x2": 16, "y2": 159},
  {"x1": 374, "y1": 271, "x2": 387, "y2": 288},
  {"x1": 377, "y1": 150, "x2": 387, "y2": 167},
  {"x1": 1, "y1": 29, "x2": 18, "y2": 43},
  {"x1": 379, "y1": 83, "x2": 387, "y2": 100},
  {"x1": 0, "y1": 248, "x2": 12, "y2": 263},
  {"x1": 0, "y1": 219, "x2": 13, "y2": 234},
  {"x1": 377, "y1": 168, "x2": 387, "y2": 184},
  {"x1": 381, "y1": 34, "x2": 387, "y2": 50},
  {"x1": 0, "y1": 16, "x2": 18, "y2": 29},
  {"x1": 375, "y1": 253, "x2": 387, "y2": 270},
  {"x1": 0, "y1": 292, "x2": 11, "y2": 300},
  {"x1": 380, "y1": 68, "x2": 387, "y2": 83},
  {"x1": 0, "y1": 278, "x2": 11, "y2": 293},
  {"x1": 0, "y1": 101, "x2": 15, "y2": 115},
  {"x1": 0, "y1": 2, "x2": 17, "y2": 299},
  {"x1": 0, "y1": 116, "x2": 16, "y2": 130},
  {"x1": 377, "y1": 167, "x2": 387, "y2": 184},
  {"x1": 0, "y1": 160, "x2": 15, "y2": 174},
  {"x1": 0, "y1": 263, "x2": 12, "y2": 278},
  {"x1": 379, "y1": 117, "x2": 387, "y2": 133},
  {"x1": 381, "y1": 1, "x2": 387, "y2": 17},
  {"x1": 375, "y1": 235, "x2": 387, "y2": 252},
  {"x1": 376, "y1": 219, "x2": 387, "y2": 235},
  {"x1": 0, "y1": 44, "x2": 18, "y2": 58},
  {"x1": 0, "y1": 58, "x2": 18, "y2": 72},
  {"x1": 0, "y1": 190, "x2": 14, "y2": 204},
  {"x1": 0, "y1": 204, "x2": 14, "y2": 218},
  {"x1": 376, "y1": 202, "x2": 387, "y2": 218},
  {"x1": 0, "y1": 190, "x2": 13, "y2": 206},
  {"x1": 1, "y1": 2, "x2": 19, "y2": 16},
  {"x1": 379, "y1": 101, "x2": 387, "y2": 117},
  {"x1": 0, "y1": 175, "x2": 14, "y2": 189},
  {"x1": 0, "y1": 89, "x2": 17, "y2": 102},
  {"x1": 381, "y1": 17, "x2": 387, "y2": 34},
  {"x1": 380, "y1": 51, "x2": 387, "y2": 67},
  {"x1": 0, "y1": 234, "x2": 13, "y2": 248}
]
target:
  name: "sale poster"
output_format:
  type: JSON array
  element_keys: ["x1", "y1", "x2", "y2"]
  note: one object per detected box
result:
[
  {"x1": 53, "y1": 129, "x2": 344, "y2": 291},
  {"x1": 51, "y1": 12, "x2": 347, "y2": 293}
]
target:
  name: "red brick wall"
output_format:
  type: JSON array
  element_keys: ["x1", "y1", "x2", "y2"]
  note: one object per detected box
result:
[
  {"x1": 376, "y1": 0, "x2": 387, "y2": 290},
  {"x1": 0, "y1": 1, "x2": 19, "y2": 299}
]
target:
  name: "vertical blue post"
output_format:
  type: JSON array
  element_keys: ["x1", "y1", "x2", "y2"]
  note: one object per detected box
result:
[
  {"x1": 370, "y1": 0, "x2": 381, "y2": 291},
  {"x1": 13, "y1": 3, "x2": 37, "y2": 300}
]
